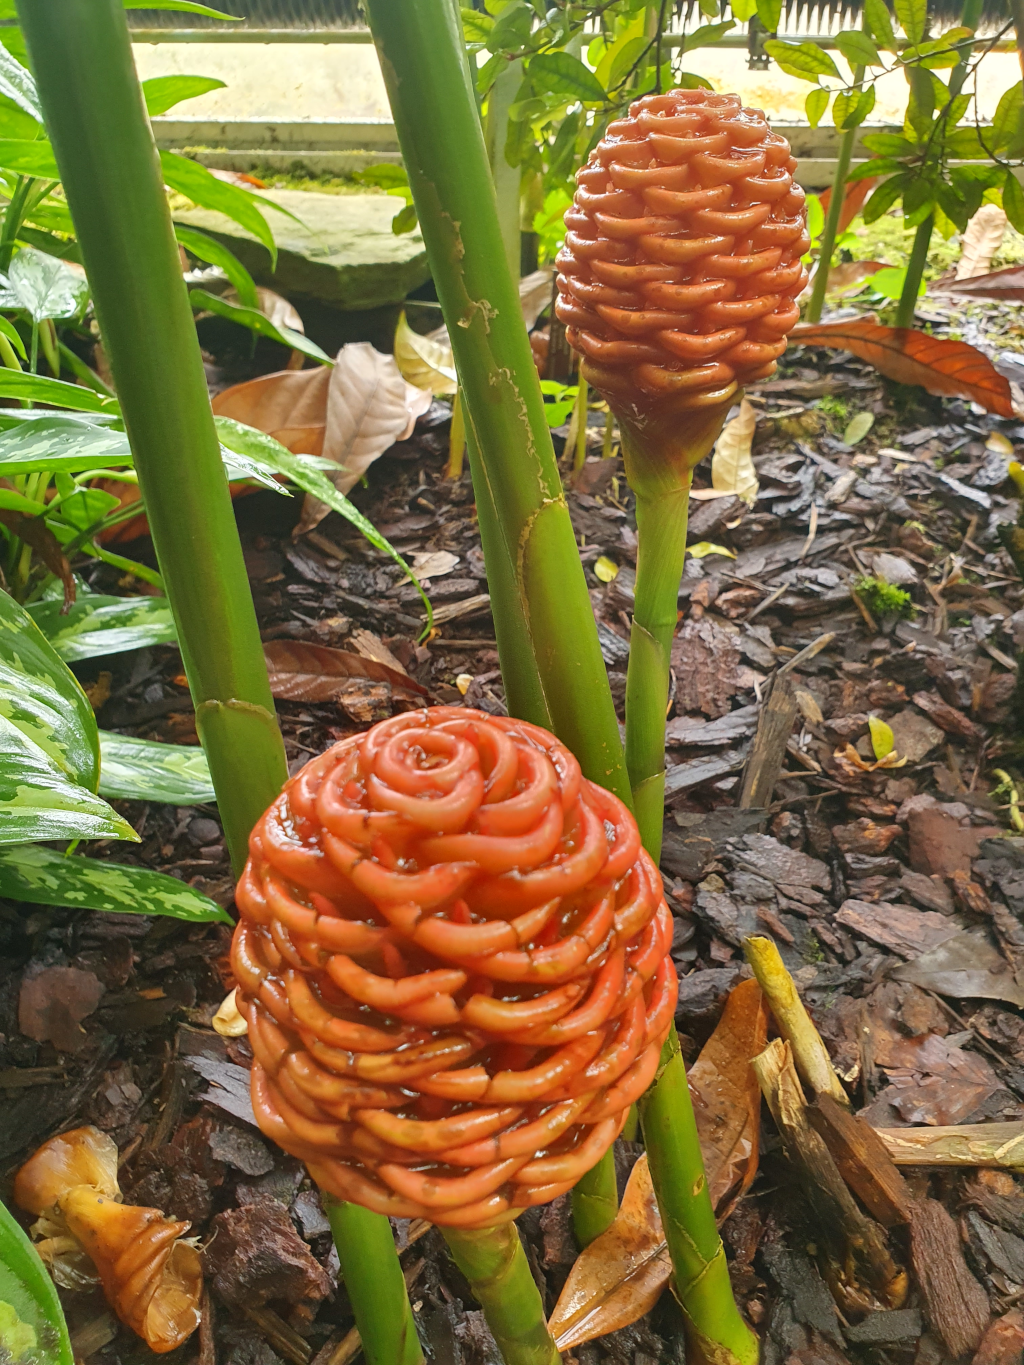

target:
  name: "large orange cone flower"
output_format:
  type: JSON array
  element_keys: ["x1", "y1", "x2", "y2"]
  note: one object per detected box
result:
[
  {"x1": 232, "y1": 707, "x2": 675, "y2": 1228},
  {"x1": 556, "y1": 89, "x2": 809, "y2": 414}
]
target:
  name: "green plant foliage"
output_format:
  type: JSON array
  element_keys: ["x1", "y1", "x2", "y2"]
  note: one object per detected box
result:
[
  {"x1": 853, "y1": 575, "x2": 916, "y2": 619},
  {"x1": 0, "y1": 1199, "x2": 72, "y2": 1365},
  {"x1": 26, "y1": 591, "x2": 177, "y2": 661},
  {"x1": 0, "y1": 586, "x2": 98, "y2": 788},
  {"x1": 98, "y1": 731, "x2": 216, "y2": 805},
  {"x1": 189, "y1": 287, "x2": 333, "y2": 364},
  {"x1": 0, "y1": 843, "x2": 231, "y2": 922}
]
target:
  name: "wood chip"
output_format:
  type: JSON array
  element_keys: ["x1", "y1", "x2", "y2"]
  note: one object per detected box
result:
[
  {"x1": 834, "y1": 900, "x2": 961, "y2": 959},
  {"x1": 909, "y1": 1199, "x2": 990, "y2": 1357},
  {"x1": 807, "y1": 1094, "x2": 915, "y2": 1228}
]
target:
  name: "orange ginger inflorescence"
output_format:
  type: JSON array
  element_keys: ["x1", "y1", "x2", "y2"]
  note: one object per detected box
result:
[
  {"x1": 556, "y1": 89, "x2": 809, "y2": 407},
  {"x1": 232, "y1": 707, "x2": 675, "y2": 1228}
]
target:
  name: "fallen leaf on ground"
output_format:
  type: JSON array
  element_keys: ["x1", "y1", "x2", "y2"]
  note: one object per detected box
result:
[
  {"x1": 939, "y1": 262, "x2": 1024, "y2": 300},
  {"x1": 18, "y1": 965, "x2": 104, "y2": 1054},
  {"x1": 867, "y1": 1031, "x2": 1004, "y2": 1127},
  {"x1": 212, "y1": 342, "x2": 431, "y2": 534},
  {"x1": 393, "y1": 311, "x2": 458, "y2": 394},
  {"x1": 791, "y1": 320, "x2": 1016, "y2": 418},
  {"x1": 548, "y1": 980, "x2": 766, "y2": 1350},
  {"x1": 263, "y1": 640, "x2": 429, "y2": 702},
  {"x1": 711, "y1": 398, "x2": 758, "y2": 505},
  {"x1": 955, "y1": 204, "x2": 1008, "y2": 281},
  {"x1": 844, "y1": 410, "x2": 874, "y2": 445}
]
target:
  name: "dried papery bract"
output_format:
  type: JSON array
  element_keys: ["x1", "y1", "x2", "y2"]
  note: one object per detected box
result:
[
  {"x1": 231, "y1": 706, "x2": 675, "y2": 1227},
  {"x1": 14, "y1": 1125, "x2": 202, "y2": 1353}
]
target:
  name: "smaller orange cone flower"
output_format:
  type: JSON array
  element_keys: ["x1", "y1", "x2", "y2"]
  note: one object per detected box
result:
[
  {"x1": 232, "y1": 707, "x2": 675, "y2": 1228},
  {"x1": 556, "y1": 89, "x2": 808, "y2": 484},
  {"x1": 14, "y1": 1126, "x2": 202, "y2": 1353}
]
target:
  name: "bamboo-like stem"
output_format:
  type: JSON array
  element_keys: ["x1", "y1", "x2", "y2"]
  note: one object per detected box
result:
[
  {"x1": 894, "y1": 212, "x2": 932, "y2": 328},
  {"x1": 364, "y1": 0, "x2": 631, "y2": 807},
  {"x1": 325, "y1": 1199, "x2": 424, "y2": 1365},
  {"x1": 571, "y1": 1147, "x2": 619, "y2": 1248},
  {"x1": 602, "y1": 408, "x2": 615, "y2": 459},
  {"x1": 19, "y1": 0, "x2": 288, "y2": 873},
  {"x1": 446, "y1": 388, "x2": 466, "y2": 480},
  {"x1": 484, "y1": 58, "x2": 522, "y2": 281},
  {"x1": 638, "y1": 1030, "x2": 759, "y2": 1365},
  {"x1": 805, "y1": 66, "x2": 865, "y2": 325},
  {"x1": 573, "y1": 375, "x2": 589, "y2": 471},
  {"x1": 743, "y1": 936, "x2": 848, "y2": 1105},
  {"x1": 442, "y1": 1226, "x2": 560, "y2": 1365}
]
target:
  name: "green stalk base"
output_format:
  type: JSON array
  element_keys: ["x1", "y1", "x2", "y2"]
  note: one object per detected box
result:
[
  {"x1": 639, "y1": 1030, "x2": 759, "y2": 1365},
  {"x1": 325, "y1": 1199, "x2": 424, "y2": 1365},
  {"x1": 895, "y1": 214, "x2": 933, "y2": 330},
  {"x1": 442, "y1": 1224, "x2": 560, "y2": 1365},
  {"x1": 571, "y1": 1146, "x2": 618, "y2": 1248},
  {"x1": 805, "y1": 65, "x2": 865, "y2": 326}
]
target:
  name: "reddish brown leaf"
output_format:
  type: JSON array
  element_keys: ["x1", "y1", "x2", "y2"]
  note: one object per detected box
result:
[
  {"x1": 548, "y1": 979, "x2": 766, "y2": 1351},
  {"x1": 0, "y1": 510, "x2": 74, "y2": 609},
  {"x1": 264, "y1": 640, "x2": 429, "y2": 702},
  {"x1": 820, "y1": 175, "x2": 877, "y2": 235},
  {"x1": 940, "y1": 262, "x2": 1024, "y2": 300},
  {"x1": 791, "y1": 320, "x2": 1016, "y2": 418}
]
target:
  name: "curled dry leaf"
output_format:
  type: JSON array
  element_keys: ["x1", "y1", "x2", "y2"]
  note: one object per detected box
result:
[
  {"x1": 393, "y1": 311, "x2": 458, "y2": 395},
  {"x1": 711, "y1": 398, "x2": 758, "y2": 506},
  {"x1": 834, "y1": 741, "x2": 907, "y2": 775},
  {"x1": 549, "y1": 979, "x2": 766, "y2": 1351},
  {"x1": 954, "y1": 204, "x2": 1008, "y2": 281},
  {"x1": 940, "y1": 261, "x2": 1024, "y2": 301},
  {"x1": 263, "y1": 639, "x2": 429, "y2": 703},
  {"x1": 791, "y1": 320, "x2": 1016, "y2": 419},
  {"x1": 14, "y1": 1125, "x2": 202, "y2": 1353},
  {"x1": 211, "y1": 342, "x2": 432, "y2": 535},
  {"x1": 213, "y1": 987, "x2": 248, "y2": 1038}
]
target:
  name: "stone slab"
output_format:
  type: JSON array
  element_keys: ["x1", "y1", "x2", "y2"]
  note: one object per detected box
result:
[{"x1": 175, "y1": 187, "x2": 430, "y2": 311}]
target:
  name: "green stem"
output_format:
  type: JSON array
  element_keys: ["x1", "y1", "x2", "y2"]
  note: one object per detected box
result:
[
  {"x1": 625, "y1": 482, "x2": 690, "y2": 861},
  {"x1": 364, "y1": 0, "x2": 630, "y2": 805},
  {"x1": 325, "y1": 1199, "x2": 424, "y2": 1365},
  {"x1": 638, "y1": 1030, "x2": 759, "y2": 1365},
  {"x1": 0, "y1": 331, "x2": 22, "y2": 372},
  {"x1": 895, "y1": 213, "x2": 932, "y2": 329},
  {"x1": 484, "y1": 57, "x2": 522, "y2": 281},
  {"x1": 442, "y1": 1226, "x2": 560, "y2": 1365},
  {"x1": 805, "y1": 65, "x2": 865, "y2": 324},
  {"x1": 19, "y1": 0, "x2": 289, "y2": 874},
  {"x1": 571, "y1": 1148, "x2": 619, "y2": 1247},
  {"x1": 573, "y1": 374, "x2": 588, "y2": 471},
  {"x1": 0, "y1": 175, "x2": 31, "y2": 271},
  {"x1": 446, "y1": 387, "x2": 466, "y2": 480}
]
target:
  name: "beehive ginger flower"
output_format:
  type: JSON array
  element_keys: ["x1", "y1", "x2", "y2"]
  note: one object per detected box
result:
[
  {"x1": 232, "y1": 707, "x2": 675, "y2": 1228},
  {"x1": 14, "y1": 1126, "x2": 202, "y2": 1353},
  {"x1": 556, "y1": 90, "x2": 809, "y2": 411}
]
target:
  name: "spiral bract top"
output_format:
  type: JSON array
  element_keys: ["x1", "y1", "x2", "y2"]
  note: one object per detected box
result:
[
  {"x1": 556, "y1": 89, "x2": 809, "y2": 406},
  {"x1": 233, "y1": 707, "x2": 675, "y2": 1228}
]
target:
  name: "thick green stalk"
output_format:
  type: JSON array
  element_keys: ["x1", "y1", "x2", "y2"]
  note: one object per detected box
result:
[
  {"x1": 571, "y1": 1149, "x2": 619, "y2": 1247},
  {"x1": 20, "y1": 0, "x2": 288, "y2": 873},
  {"x1": 573, "y1": 375, "x2": 589, "y2": 471},
  {"x1": 895, "y1": 213, "x2": 933, "y2": 329},
  {"x1": 638, "y1": 1030, "x2": 758, "y2": 1365},
  {"x1": 325, "y1": 1200, "x2": 424, "y2": 1365},
  {"x1": 364, "y1": 0, "x2": 630, "y2": 807},
  {"x1": 484, "y1": 58, "x2": 522, "y2": 280},
  {"x1": 805, "y1": 66, "x2": 865, "y2": 324},
  {"x1": 442, "y1": 1226, "x2": 560, "y2": 1365}
]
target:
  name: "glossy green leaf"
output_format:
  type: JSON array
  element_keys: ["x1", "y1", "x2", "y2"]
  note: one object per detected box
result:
[
  {"x1": 0, "y1": 248, "x2": 88, "y2": 323},
  {"x1": 755, "y1": 0, "x2": 782, "y2": 30},
  {"x1": 834, "y1": 31, "x2": 879, "y2": 66},
  {"x1": 729, "y1": 0, "x2": 757, "y2": 19},
  {"x1": 992, "y1": 82, "x2": 1024, "y2": 152},
  {"x1": 763, "y1": 40, "x2": 839, "y2": 81},
  {"x1": 142, "y1": 74, "x2": 226, "y2": 116},
  {"x1": 893, "y1": 0, "x2": 925, "y2": 42},
  {"x1": 0, "y1": 43, "x2": 39, "y2": 122},
  {"x1": 189, "y1": 288, "x2": 332, "y2": 365},
  {"x1": 0, "y1": 372, "x2": 117, "y2": 413},
  {"x1": 0, "y1": 139, "x2": 59, "y2": 178},
  {"x1": 26, "y1": 594, "x2": 176, "y2": 662},
  {"x1": 0, "y1": 587, "x2": 98, "y2": 790},
  {"x1": 486, "y1": 1, "x2": 533, "y2": 53},
  {"x1": 0, "y1": 844, "x2": 230, "y2": 922},
  {"x1": 0, "y1": 714, "x2": 136, "y2": 844},
  {"x1": 833, "y1": 85, "x2": 875, "y2": 129},
  {"x1": 682, "y1": 21, "x2": 736, "y2": 51},
  {"x1": 864, "y1": 173, "x2": 910, "y2": 222},
  {"x1": 0, "y1": 1199, "x2": 72, "y2": 1365},
  {"x1": 0, "y1": 315, "x2": 26, "y2": 360},
  {"x1": 528, "y1": 51, "x2": 605, "y2": 102},
  {"x1": 1003, "y1": 171, "x2": 1024, "y2": 235},
  {"x1": 175, "y1": 223, "x2": 258, "y2": 309},
  {"x1": 124, "y1": 0, "x2": 241, "y2": 14},
  {"x1": 864, "y1": 0, "x2": 895, "y2": 45},
  {"x1": 861, "y1": 131, "x2": 916, "y2": 156},
  {"x1": 98, "y1": 731, "x2": 216, "y2": 805},
  {"x1": 214, "y1": 416, "x2": 432, "y2": 632},
  {"x1": 805, "y1": 87, "x2": 829, "y2": 128},
  {"x1": 461, "y1": 7, "x2": 494, "y2": 41},
  {"x1": 160, "y1": 151, "x2": 279, "y2": 269}
]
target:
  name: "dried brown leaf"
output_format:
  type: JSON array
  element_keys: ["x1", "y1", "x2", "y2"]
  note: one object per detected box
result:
[
  {"x1": 711, "y1": 399, "x2": 758, "y2": 505},
  {"x1": 263, "y1": 640, "x2": 429, "y2": 702},
  {"x1": 0, "y1": 511, "x2": 74, "y2": 609},
  {"x1": 940, "y1": 262, "x2": 1024, "y2": 300},
  {"x1": 955, "y1": 205, "x2": 1008, "y2": 281},
  {"x1": 791, "y1": 320, "x2": 1016, "y2": 418},
  {"x1": 549, "y1": 980, "x2": 766, "y2": 1350}
]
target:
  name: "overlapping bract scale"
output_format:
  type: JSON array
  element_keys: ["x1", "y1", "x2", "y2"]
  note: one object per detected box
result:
[
  {"x1": 232, "y1": 707, "x2": 675, "y2": 1228},
  {"x1": 556, "y1": 89, "x2": 809, "y2": 404}
]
